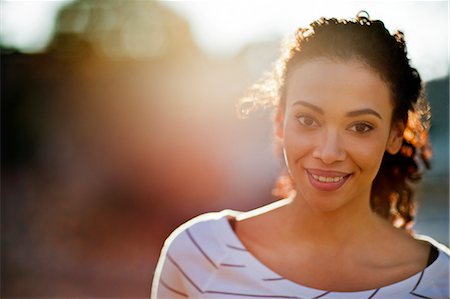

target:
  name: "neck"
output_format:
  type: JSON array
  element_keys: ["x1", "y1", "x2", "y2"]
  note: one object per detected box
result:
[{"x1": 281, "y1": 192, "x2": 384, "y2": 249}]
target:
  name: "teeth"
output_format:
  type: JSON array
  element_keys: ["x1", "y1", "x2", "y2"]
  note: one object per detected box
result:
[{"x1": 311, "y1": 174, "x2": 344, "y2": 183}]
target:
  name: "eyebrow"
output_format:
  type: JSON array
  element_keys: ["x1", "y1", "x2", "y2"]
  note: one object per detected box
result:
[
  {"x1": 346, "y1": 109, "x2": 382, "y2": 119},
  {"x1": 292, "y1": 100, "x2": 382, "y2": 120},
  {"x1": 292, "y1": 100, "x2": 324, "y2": 114}
]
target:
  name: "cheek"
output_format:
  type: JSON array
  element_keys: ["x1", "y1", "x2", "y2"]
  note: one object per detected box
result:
[
  {"x1": 282, "y1": 129, "x2": 313, "y2": 160},
  {"x1": 346, "y1": 138, "x2": 387, "y2": 174}
]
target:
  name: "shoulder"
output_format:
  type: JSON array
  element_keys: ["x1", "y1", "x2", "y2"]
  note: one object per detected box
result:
[
  {"x1": 152, "y1": 210, "x2": 240, "y2": 296},
  {"x1": 160, "y1": 210, "x2": 238, "y2": 261},
  {"x1": 412, "y1": 235, "x2": 449, "y2": 296}
]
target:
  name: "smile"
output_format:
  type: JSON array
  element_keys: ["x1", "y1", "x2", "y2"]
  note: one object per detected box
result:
[
  {"x1": 311, "y1": 174, "x2": 344, "y2": 183},
  {"x1": 305, "y1": 169, "x2": 352, "y2": 192}
]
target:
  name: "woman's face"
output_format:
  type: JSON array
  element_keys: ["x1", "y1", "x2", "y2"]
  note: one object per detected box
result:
[{"x1": 280, "y1": 59, "x2": 403, "y2": 213}]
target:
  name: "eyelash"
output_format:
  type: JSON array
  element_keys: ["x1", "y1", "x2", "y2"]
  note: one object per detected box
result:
[
  {"x1": 296, "y1": 115, "x2": 374, "y2": 134},
  {"x1": 348, "y1": 122, "x2": 374, "y2": 134},
  {"x1": 297, "y1": 115, "x2": 320, "y2": 127}
]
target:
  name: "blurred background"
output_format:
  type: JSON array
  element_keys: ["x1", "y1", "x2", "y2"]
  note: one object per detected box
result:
[{"x1": 1, "y1": 1, "x2": 448, "y2": 297}]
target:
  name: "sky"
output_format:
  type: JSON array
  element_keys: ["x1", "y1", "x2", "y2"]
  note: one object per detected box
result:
[
  {"x1": 162, "y1": 1, "x2": 449, "y2": 81},
  {"x1": 0, "y1": 0, "x2": 448, "y2": 81}
]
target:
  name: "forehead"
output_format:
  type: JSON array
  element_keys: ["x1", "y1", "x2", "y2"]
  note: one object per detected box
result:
[{"x1": 285, "y1": 59, "x2": 393, "y2": 116}]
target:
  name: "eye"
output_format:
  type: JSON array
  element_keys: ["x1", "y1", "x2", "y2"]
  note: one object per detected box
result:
[
  {"x1": 348, "y1": 122, "x2": 374, "y2": 133},
  {"x1": 297, "y1": 115, "x2": 320, "y2": 128}
]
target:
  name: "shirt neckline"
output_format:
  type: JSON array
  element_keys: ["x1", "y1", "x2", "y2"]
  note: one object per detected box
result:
[{"x1": 217, "y1": 209, "x2": 443, "y2": 297}]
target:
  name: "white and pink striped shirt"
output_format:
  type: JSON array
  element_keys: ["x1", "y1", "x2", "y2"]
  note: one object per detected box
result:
[{"x1": 151, "y1": 210, "x2": 449, "y2": 299}]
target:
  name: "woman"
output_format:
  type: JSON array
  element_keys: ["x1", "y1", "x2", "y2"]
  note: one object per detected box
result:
[{"x1": 151, "y1": 12, "x2": 449, "y2": 298}]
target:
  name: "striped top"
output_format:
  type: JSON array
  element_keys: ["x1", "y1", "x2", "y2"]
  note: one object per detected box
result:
[{"x1": 151, "y1": 210, "x2": 449, "y2": 299}]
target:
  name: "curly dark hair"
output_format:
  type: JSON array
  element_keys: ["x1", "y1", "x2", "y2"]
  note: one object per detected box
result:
[{"x1": 238, "y1": 11, "x2": 432, "y2": 230}]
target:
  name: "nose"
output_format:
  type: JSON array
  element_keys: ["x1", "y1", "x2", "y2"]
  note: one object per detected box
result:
[{"x1": 312, "y1": 128, "x2": 346, "y2": 164}]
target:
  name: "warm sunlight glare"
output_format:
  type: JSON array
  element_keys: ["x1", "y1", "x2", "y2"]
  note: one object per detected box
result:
[
  {"x1": 0, "y1": 0, "x2": 72, "y2": 51},
  {"x1": 162, "y1": 1, "x2": 448, "y2": 81}
]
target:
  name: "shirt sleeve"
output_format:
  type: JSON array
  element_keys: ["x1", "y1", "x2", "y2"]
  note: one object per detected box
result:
[
  {"x1": 150, "y1": 213, "x2": 228, "y2": 298},
  {"x1": 151, "y1": 236, "x2": 189, "y2": 299}
]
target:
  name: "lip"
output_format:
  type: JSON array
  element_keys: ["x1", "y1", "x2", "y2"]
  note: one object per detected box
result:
[{"x1": 305, "y1": 168, "x2": 352, "y2": 192}]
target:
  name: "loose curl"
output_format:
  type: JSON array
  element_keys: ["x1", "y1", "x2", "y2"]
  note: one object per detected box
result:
[{"x1": 238, "y1": 12, "x2": 432, "y2": 230}]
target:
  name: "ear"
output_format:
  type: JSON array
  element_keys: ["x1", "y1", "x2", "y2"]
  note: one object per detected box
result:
[
  {"x1": 275, "y1": 111, "x2": 284, "y2": 140},
  {"x1": 386, "y1": 121, "x2": 405, "y2": 154}
]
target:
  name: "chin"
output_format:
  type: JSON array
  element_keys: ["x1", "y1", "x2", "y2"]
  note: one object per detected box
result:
[{"x1": 295, "y1": 187, "x2": 349, "y2": 214}]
